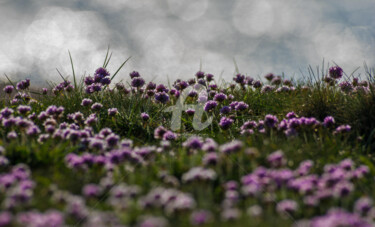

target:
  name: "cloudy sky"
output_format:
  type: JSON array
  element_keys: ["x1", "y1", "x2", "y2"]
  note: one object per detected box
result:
[{"x1": 0, "y1": 0, "x2": 374, "y2": 84}]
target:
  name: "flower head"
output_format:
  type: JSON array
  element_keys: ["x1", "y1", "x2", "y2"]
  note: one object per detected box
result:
[
  {"x1": 329, "y1": 66, "x2": 343, "y2": 79},
  {"x1": 219, "y1": 117, "x2": 234, "y2": 130}
]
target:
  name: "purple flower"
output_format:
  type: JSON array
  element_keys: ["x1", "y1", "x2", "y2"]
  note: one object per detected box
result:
[
  {"x1": 245, "y1": 76, "x2": 254, "y2": 86},
  {"x1": 195, "y1": 71, "x2": 205, "y2": 79},
  {"x1": 311, "y1": 208, "x2": 371, "y2": 227},
  {"x1": 276, "y1": 86, "x2": 291, "y2": 92},
  {"x1": 333, "y1": 181, "x2": 354, "y2": 197},
  {"x1": 206, "y1": 74, "x2": 214, "y2": 81},
  {"x1": 137, "y1": 216, "x2": 168, "y2": 227},
  {"x1": 156, "y1": 84, "x2": 168, "y2": 93},
  {"x1": 17, "y1": 118, "x2": 32, "y2": 128},
  {"x1": 271, "y1": 76, "x2": 282, "y2": 85},
  {"x1": 91, "y1": 103, "x2": 103, "y2": 111},
  {"x1": 146, "y1": 82, "x2": 156, "y2": 90},
  {"x1": 131, "y1": 77, "x2": 145, "y2": 88},
  {"x1": 204, "y1": 101, "x2": 218, "y2": 112},
  {"x1": 329, "y1": 66, "x2": 343, "y2": 79},
  {"x1": 283, "y1": 79, "x2": 292, "y2": 86},
  {"x1": 202, "y1": 153, "x2": 218, "y2": 166},
  {"x1": 233, "y1": 74, "x2": 245, "y2": 85},
  {"x1": 190, "y1": 210, "x2": 213, "y2": 226},
  {"x1": 261, "y1": 85, "x2": 275, "y2": 93},
  {"x1": 154, "y1": 92, "x2": 170, "y2": 104},
  {"x1": 264, "y1": 114, "x2": 278, "y2": 128},
  {"x1": 219, "y1": 117, "x2": 234, "y2": 130},
  {"x1": 339, "y1": 81, "x2": 353, "y2": 93},
  {"x1": 81, "y1": 98, "x2": 93, "y2": 107},
  {"x1": 183, "y1": 136, "x2": 203, "y2": 150},
  {"x1": 129, "y1": 71, "x2": 140, "y2": 79},
  {"x1": 17, "y1": 210, "x2": 64, "y2": 227},
  {"x1": 267, "y1": 150, "x2": 286, "y2": 168},
  {"x1": 264, "y1": 73, "x2": 275, "y2": 81},
  {"x1": 100, "y1": 77, "x2": 111, "y2": 85},
  {"x1": 163, "y1": 131, "x2": 177, "y2": 141},
  {"x1": 3, "y1": 118, "x2": 16, "y2": 128},
  {"x1": 214, "y1": 93, "x2": 227, "y2": 102},
  {"x1": 1, "y1": 107, "x2": 14, "y2": 118},
  {"x1": 16, "y1": 79, "x2": 30, "y2": 90},
  {"x1": 241, "y1": 121, "x2": 257, "y2": 130},
  {"x1": 197, "y1": 78, "x2": 206, "y2": 86},
  {"x1": 188, "y1": 90, "x2": 198, "y2": 98},
  {"x1": 108, "y1": 108, "x2": 118, "y2": 117},
  {"x1": 89, "y1": 138, "x2": 105, "y2": 151},
  {"x1": 17, "y1": 105, "x2": 31, "y2": 115},
  {"x1": 220, "y1": 106, "x2": 231, "y2": 115},
  {"x1": 185, "y1": 108, "x2": 195, "y2": 116},
  {"x1": 276, "y1": 199, "x2": 298, "y2": 214},
  {"x1": 106, "y1": 134, "x2": 120, "y2": 147},
  {"x1": 219, "y1": 140, "x2": 243, "y2": 154},
  {"x1": 83, "y1": 184, "x2": 102, "y2": 197},
  {"x1": 234, "y1": 101, "x2": 249, "y2": 111},
  {"x1": 334, "y1": 125, "x2": 351, "y2": 134},
  {"x1": 323, "y1": 116, "x2": 335, "y2": 128},
  {"x1": 95, "y1": 67, "x2": 110, "y2": 77},
  {"x1": 84, "y1": 76, "x2": 94, "y2": 86},
  {"x1": 224, "y1": 181, "x2": 238, "y2": 191},
  {"x1": 26, "y1": 126, "x2": 40, "y2": 136},
  {"x1": 115, "y1": 82, "x2": 125, "y2": 91},
  {"x1": 42, "y1": 88, "x2": 48, "y2": 94},
  {"x1": 154, "y1": 126, "x2": 167, "y2": 139},
  {"x1": 182, "y1": 167, "x2": 216, "y2": 183},
  {"x1": 3, "y1": 85, "x2": 14, "y2": 94},
  {"x1": 202, "y1": 139, "x2": 218, "y2": 152},
  {"x1": 0, "y1": 211, "x2": 12, "y2": 226},
  {"x1": 0, "y1": 156, "x2": 9, "y2": 167},
  {"x1": 295, "y1": 160, "x2": 314, "y2": 176},
  {"x1": 253, "y1": 80, "x2": 262, "y2": 88},
  {"x1": 174, "y1": 80, "x2": 189, "y2": 90},
  {"x1": 354, "y1": 197, "x2": 373, "y2": 215},
  {"x1": 141, "y1": 112, "x2": 150, "y2": 121}
]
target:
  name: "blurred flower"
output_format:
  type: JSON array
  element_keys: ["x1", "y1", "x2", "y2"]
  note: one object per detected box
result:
[
  {"x1": 219, "y1": 117, "x2": 234, "y2": 130},
  {"x1": 190, "y1": 210, "x2": 213, "y2": 226},
  {"x1": 329, "y1": 66, "x2": 343, "y2": 79},
  {"x1": 3, "y1": 85, "x2": 13, "y2": 94}
]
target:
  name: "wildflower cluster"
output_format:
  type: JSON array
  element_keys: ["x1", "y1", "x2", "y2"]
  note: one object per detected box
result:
[{"x1": 0, "y1": 65, "x2": 374, "y2": 227}]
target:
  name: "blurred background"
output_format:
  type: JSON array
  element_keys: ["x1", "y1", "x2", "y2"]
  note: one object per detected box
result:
[{"x1": 0, "y1": 0, "x2": 374, "y2": 84}]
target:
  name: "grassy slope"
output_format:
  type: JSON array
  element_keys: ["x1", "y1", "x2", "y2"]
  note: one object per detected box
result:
[{"x1": 1, "y1": 72, "x2": 375, "y2": 226}]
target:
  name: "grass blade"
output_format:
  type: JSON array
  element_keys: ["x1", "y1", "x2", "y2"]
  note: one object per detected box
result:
[
  {"x1": 104, "y1": 52, "x2": 113, "y2": 68},
  {"x1": 56, "y1": 68, "x2": 67, "y2": 82},
  {"x1": 110, "y1": 56, "x2": 131, "y2": 81},
  {"x1": 68, "y1": 50, "x2": 77, "y2": 91},
  {"x1": 103, "y1": 45, "x2": 110, "y2": 68}
]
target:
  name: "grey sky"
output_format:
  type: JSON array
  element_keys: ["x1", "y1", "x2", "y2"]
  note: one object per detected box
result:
[{"x1": 0, "y1": 0, "x2": 374, "y2": 84}]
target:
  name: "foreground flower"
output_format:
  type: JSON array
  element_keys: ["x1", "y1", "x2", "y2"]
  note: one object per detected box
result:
[
  {"x1": 141, "y1": 112, "x2": 150, "y2": 121},
  {"x1": 190, "y1": 210, "x2": 213, "y2": 226},
  {"x1": 131, "y1": 77, "x2": 145, "y2": 88},
  {"x1": 3, "y1": 85, "x2": 13, "y2": 94},
  {"x1": 182, "y1": 167, "x2": 216, "y2": 183},
  {"x1": 108, "y1": 108, "x2": 118, "y2": 117},
  {"x1": 219, "y1": 117, "x2": 234, "y2": 130},
  {"x1": 154, "y1": 92, "x2": 170, "y2": 104},
  {"x1": 329, "y1": 66, "x2": 343, "y2": 79},
  {"x1": 204, "y1": 101, "x2": 218, "y2": 112}
]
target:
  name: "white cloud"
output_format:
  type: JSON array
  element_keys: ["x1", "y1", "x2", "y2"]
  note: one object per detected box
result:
[{"x1": 0, "y1": 0, "x2": 374, "y2": 84}]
